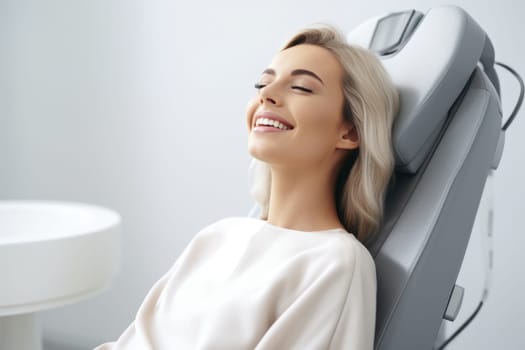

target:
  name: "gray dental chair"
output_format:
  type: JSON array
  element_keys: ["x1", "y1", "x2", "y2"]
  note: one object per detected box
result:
[{"x1": 347, "y1": 5, "x2": 519, "y2": 350}]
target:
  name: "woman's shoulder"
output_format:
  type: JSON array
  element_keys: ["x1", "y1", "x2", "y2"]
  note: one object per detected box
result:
[
  {"x1": 307, "y1": 230, "x2": 375, "y2": 279},
  {"x1": 194, "y1": 217, "x2": 375, "y2": 274},
  {"x1": 331, "y1": 232, "x2": 375, "y2": 268},
  {"x1": 333, "y1": 233, "x2": 376, "y2": 281},
  {"x1": 258, "y1": 222, "x2": 376, "y2": 280}
]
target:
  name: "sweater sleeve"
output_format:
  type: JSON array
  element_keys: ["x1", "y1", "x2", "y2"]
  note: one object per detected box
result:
[
  {"x1": 255, "y1": 236, "x2": 377, "y2": 350},
  {"x1": 328, "y1": 243, "x2": 377, "y2": 350}
]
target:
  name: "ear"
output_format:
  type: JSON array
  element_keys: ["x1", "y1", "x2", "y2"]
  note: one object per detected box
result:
[{"x1": 336, "y1": 122, "x2": 360, "y2": 150}]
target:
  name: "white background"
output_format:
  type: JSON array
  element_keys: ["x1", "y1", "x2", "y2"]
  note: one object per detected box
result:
[{"x1": 1, "y1": 0, "x2": 524, "y2": 349}]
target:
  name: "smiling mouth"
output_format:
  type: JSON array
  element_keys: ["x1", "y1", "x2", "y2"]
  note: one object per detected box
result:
[{"x1": 255, "y1": 118, "x2": 292, "y2": 130}]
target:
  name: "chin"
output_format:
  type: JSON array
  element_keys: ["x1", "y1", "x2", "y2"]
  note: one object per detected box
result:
[
  {"x1": 248, "y1": 146, "x2": 270, "y2": 163},
  {"x1": 248, "y1": 144, "x2": 282, "y2": 165}
]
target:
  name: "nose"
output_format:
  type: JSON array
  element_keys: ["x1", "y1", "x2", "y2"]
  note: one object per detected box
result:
[
  {"x1": 259, "y1": 85, "x2": 280, "y2": 106},
  {"x1": 261, "y1": 96, "x2": 277, "y2": 105}
]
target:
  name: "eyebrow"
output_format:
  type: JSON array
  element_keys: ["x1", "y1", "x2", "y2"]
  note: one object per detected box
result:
[{"x1": 262, "y1": 68, "x2": 325, "y2": 85}]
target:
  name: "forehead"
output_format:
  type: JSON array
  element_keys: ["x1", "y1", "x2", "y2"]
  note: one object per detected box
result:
[{"x1": 269, "y1": 44, "x2": 343, "y2": 84}]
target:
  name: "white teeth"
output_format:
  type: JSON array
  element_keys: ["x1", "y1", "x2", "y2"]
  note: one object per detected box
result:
[{"x1": 255, "y1": 118, "x2": 290, "y2": 130}]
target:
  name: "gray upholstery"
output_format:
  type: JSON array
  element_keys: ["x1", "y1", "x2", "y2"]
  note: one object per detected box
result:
[
  {"x1": 347, "y1": 6, "x2": 504, "y2": 349},
  {"x1": 348, "y1": 6, "x2": 490, "y2": 174}
]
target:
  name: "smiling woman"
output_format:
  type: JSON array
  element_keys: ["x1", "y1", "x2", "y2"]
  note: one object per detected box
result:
[
  {"x1": 247, "y1": 29, "x2": 399, "y2": 244},
  {"x1": 95, "y1": 25, "x2": 398, "y2": 350}
]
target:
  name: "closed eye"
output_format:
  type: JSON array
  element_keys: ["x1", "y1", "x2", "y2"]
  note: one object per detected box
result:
[
  {"x1": 254, "y1": 83, "x2": 313, "y2": 93},
  {"x1": 292, "y1": 86, "x2": 313, "y2": 93}
]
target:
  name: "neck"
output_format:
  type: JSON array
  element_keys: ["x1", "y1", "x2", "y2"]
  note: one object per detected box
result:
[{"x1": 266, "y1": 162, "x2": 343, "y2": 231}]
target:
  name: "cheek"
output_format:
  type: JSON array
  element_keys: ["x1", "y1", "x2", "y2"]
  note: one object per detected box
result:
[
  {"x1": 298, "y1": 98, "x2": 341, "y2": 133},
  {"x1": 292, "y1": 99, "x2": 344, "y2": 157}
]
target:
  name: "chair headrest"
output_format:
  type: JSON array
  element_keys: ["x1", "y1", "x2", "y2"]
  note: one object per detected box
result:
[{"x1": 347, "y1": 5, "x2": 488, "y2": 173}]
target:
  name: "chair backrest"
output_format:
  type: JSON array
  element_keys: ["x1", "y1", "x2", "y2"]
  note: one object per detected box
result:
[{"x1": 348, "y1": 6, "x2": 504, "y2": 349}]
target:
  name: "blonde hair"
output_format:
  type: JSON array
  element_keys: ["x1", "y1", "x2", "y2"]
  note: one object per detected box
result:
[{"x1": 250, "y1": 26, "x2": 399, "y2": 245}]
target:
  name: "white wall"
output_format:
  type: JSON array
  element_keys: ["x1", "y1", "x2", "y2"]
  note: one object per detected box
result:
[{"x1": 1, "y1": 0, "x2": 524, "y2": 348}]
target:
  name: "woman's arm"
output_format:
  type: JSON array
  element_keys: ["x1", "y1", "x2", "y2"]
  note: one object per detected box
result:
[{"x1": 255, "y1": 236, "x2": 377, "y2": 350}]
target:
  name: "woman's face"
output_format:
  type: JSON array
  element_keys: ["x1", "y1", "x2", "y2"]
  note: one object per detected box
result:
[{"x1": 246, "y1": 44, "x2": 358, "y2": 168}]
